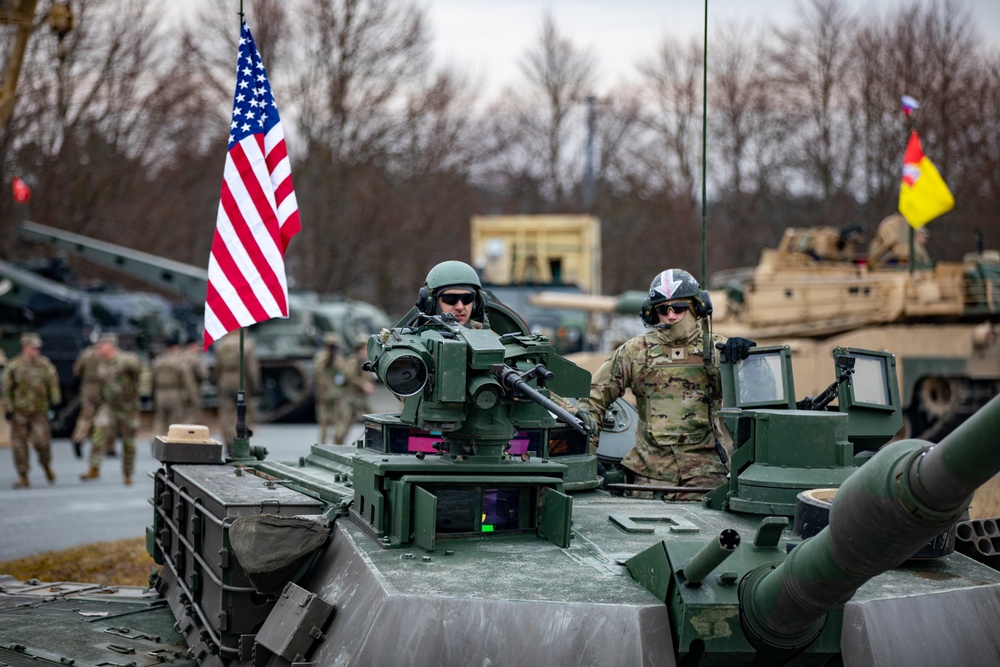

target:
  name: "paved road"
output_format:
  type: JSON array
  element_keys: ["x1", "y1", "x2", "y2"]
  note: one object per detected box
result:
[{"x1": 0, "y1": 422, "x2": 362, "y2": 562}]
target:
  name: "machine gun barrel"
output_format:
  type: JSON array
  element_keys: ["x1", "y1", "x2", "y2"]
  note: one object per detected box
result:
[
  {"x1": 492, "y1": 364, "x2": 590, "y2": 435},
  {"x1": 796, "y1": 356, "x2": 854, "y2": 410},
  {"x1": 740, "y1": 393, "x2": 1000, "y2": 651}
]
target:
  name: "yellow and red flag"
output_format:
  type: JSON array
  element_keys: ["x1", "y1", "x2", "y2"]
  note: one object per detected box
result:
[{"x1": 898, "y1": 130, "x2": 954, "y2": 228}]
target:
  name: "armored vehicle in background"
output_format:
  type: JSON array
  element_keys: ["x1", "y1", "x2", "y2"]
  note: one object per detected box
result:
[
  {"x1": 18, "y1": 221, "x2": 393, "y2": 421},
  {"x1": 471, "y1": 214, "x2": 601, "y2": 354},
  {"x1": 0, "y1": 257, "x2": 180, "y2": 434},
  {"x1": 713, "y1": 222, "x2": 1000, "y2": 441},
  {"x1": 4, "y1": 295, "x2": 1000, "y2": 666}
]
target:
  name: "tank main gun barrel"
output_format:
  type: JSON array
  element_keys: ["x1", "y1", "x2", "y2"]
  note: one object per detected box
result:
[{"x1": 740, "y1": 393, "x2": 1000, "y2": 651}]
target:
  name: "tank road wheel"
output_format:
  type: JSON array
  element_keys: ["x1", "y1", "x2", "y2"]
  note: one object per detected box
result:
[
  {"x1": 278, "y1": 367, "x2": 308, "y2": 404},
  {"x1": 919, "y1": 377, "x2": 958, "y2": 419}
]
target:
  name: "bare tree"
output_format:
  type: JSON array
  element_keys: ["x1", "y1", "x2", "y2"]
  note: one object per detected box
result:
[
  {"x1": 769, "y1": 0, "x2": 860, "y2": 219},
  {"x1": 634, "y1": 34, "x2": 704, "y2": 216},
  {"x1": 486, "y1": 12, "x2": 596, "y2": 208}
]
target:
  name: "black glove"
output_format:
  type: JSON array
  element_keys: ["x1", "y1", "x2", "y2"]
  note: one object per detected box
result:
[
  {"x1": 4, "y1": 412, "x2": 12, "y2": 422},
  {"x1": 724, "y1": 337, "x2": 756, "y2": 362}
]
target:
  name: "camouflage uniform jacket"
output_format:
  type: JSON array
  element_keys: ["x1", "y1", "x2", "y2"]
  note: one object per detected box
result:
[
  {"x1": 152, "y1": 351, "x2": 199, "y2": 401},
  {"x1": 96, "y1": 351, "x2": 143, "y2": 415},
  {"x1": 581, "y1": 326, "x2": 728, "y2": 482},
  {"x1": 73, "y1": 345, "x2": 101, "y2": 383},
  {"x1": 211, "y1": 335, "x2": 260, "y2": 395},
  {"x1": 1, "y1": 354, "x2": 61, "y2": 416},
  {"x1": 313, "y1": 349, "x2": 353, "y2": 403}
]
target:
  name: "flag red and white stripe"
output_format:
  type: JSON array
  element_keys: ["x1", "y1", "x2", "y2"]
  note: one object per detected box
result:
[{"x1": 204, "y1": 21, "x2": 301, "y2": 350}]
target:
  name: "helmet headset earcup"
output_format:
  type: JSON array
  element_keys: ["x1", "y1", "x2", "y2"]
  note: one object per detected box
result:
[
  {"x1": 640, "y1": 298, "x2": 657, "y2": 326},
  {"x1": 416, "y1": 286, "x2": 434, "y2": 314},
  {"x1": 698, "y1": 290, "x2": 713, "y2": 318},
  {"x1": 474, "y1": 289, "x2": 488, "y2": 323}
]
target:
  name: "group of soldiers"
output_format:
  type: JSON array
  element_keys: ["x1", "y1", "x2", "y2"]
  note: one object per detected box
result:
[
  {"x1": 1, "y1": 326, "x2": 377, "y2": 489},
  {"x1": 1, "y1": 331, "x2": 145, "y2": 488}
]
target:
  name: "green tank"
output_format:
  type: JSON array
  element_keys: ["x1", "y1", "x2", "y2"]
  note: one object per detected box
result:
[{"x1": 3, "y1": 300, "x2": 1000, "y2": 666}]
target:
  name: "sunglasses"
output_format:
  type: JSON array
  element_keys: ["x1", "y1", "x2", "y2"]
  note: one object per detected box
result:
[
  {"x1": 438, "y1": 292, "x2": 475, "y2": 306},
  {"x1": 656, "y1": 302, "x2": 690, "y2": 316}
]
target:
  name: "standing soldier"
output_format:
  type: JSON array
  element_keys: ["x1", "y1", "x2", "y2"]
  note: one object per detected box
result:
[
  {"x1": 1, "y1": 332, "x2": 61, "y2": 489},
  {"x1": 578, "y1": 269, "x2": 756, "y2": 499},
  {"x1": 70, "y1": 342, "x2": 101, "y2": 459},
  {"x1": 181, "y1": 339, "x2": 207, "y2": 423},
  {"x1": 151, "y1": 335, "x2": 198, "y2": 437},
  {"x1": 314, "y1": 334, "x2": 347, "y2": 445},
  {"x1": 211, "y1": 331, "x2": 260, "y2": 453},
  {"x1": 80, "y1": 333, "x2": 143, "y2": 485},
  {"x1": 340, "y1": 336, "x2": 376, "y2": 443}
]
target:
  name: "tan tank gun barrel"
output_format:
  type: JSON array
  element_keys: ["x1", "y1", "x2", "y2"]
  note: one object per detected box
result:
[{"x1": 528, "y1": 290, "x2": 645, "y2": 314}]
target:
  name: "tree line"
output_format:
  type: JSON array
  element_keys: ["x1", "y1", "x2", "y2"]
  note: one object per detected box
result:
[{"x1": 2, "y1": 0, "x2": 997, "y2": 317}]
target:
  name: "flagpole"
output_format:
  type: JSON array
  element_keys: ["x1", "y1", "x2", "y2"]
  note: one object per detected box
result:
[
  {"x1": 906, "y1": 111, "x2": 916, "y2": 278},
  {"x1": 700, "y1": 0, "x2": 713, "y2": 366},
  {"x1": 230, "y1": 0, "x2": 252, "y2": 462}
]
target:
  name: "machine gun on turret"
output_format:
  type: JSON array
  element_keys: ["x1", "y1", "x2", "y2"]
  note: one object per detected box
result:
[{"x1": 795, "y1": 354, "x2": 856, "y2": 410}]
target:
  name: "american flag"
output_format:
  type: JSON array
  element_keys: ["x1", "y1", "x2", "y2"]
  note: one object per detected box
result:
[{"x1": 203, "y1": 21, "x2": 301, "y2": 350}]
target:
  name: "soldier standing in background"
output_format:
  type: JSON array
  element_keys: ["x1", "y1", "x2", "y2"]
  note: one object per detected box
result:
[
  {"x1": 70, "y1": 342, "x2": 101, "y2": 459},
  {"x1": 340, "y1": 336, "x2": 375, "y2": 442},
  {"x1": 181, "y1": 339, "x2": 207, "y2": 423},
  {"x1": 151, "y1": 336, "x2": 198, "y2": 437},
  {"x1": 2, "y1": 332, "x2": 61, "y2": 489},
  {"x1": 211, "y1": 331, "x2": 260, "y2": 453},
  {"x1": 313, "y1": 334, "x2": 346, "y2": 445},
  {"x1": 80, "y1": 333, "x2": 143, "y2": 485}
]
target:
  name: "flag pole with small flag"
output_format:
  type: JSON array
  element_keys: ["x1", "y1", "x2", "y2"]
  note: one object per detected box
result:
[{"x1": 204, "y1": 18, "x2": 301, "y2": 458}]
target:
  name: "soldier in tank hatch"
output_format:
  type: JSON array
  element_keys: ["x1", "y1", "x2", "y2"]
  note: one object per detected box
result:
[
  {"x1": 577, "y1": 269, "x2": 756, "y2": 500},
  {"x1": 414, "y1": 260, "x2": 489, "y2": 328},
  {"x1": 1, "y1": 332, "x2": 61, "y2": 489}
]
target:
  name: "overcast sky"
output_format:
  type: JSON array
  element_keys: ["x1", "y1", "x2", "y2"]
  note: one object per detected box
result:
[{"x1": 422, "y1": 0, "x2": 1000, "y2": 94}]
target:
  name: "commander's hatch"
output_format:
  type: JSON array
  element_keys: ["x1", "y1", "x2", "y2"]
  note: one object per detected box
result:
[
  {"x1": 719, "y1": 344, "x2": 903, "y2": 456},
  {"x1": 833, "y1": 346, "x2": 903, "y2": 454}
]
